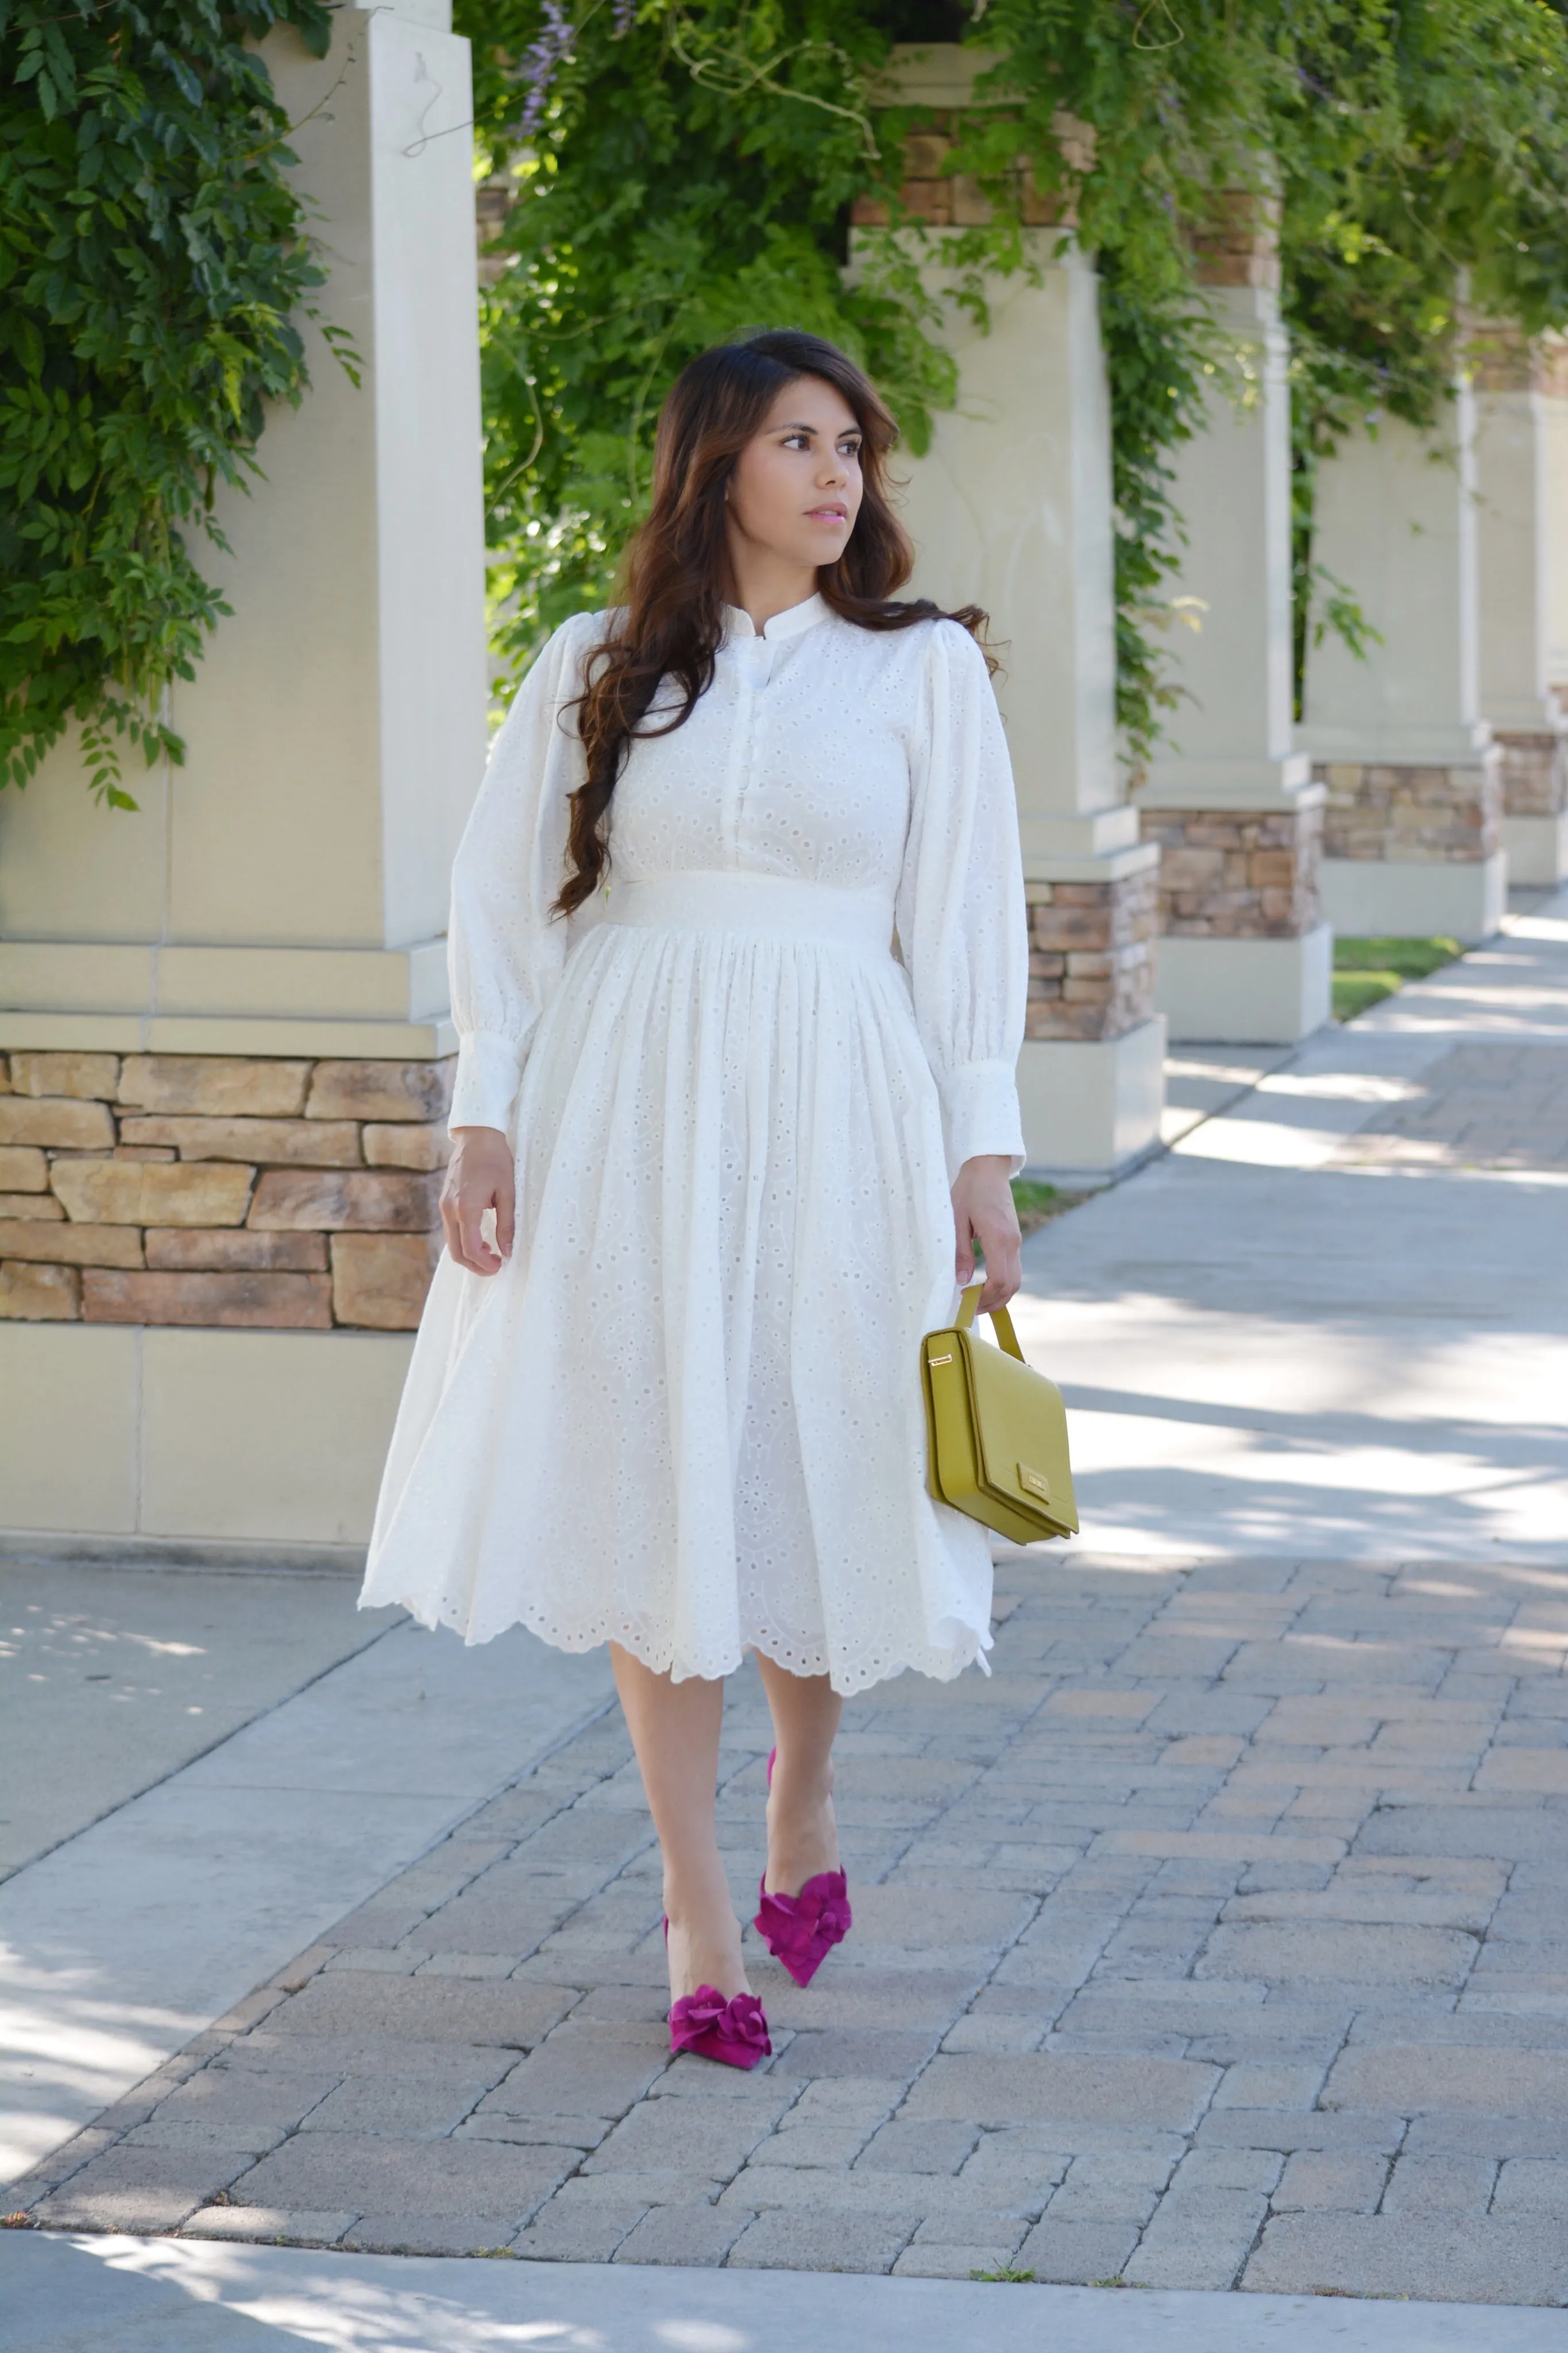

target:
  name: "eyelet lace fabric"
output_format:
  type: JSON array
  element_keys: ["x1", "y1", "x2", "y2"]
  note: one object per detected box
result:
[{"x1": 360, "y1": 595, "x2": 1028, "y2": 1694}]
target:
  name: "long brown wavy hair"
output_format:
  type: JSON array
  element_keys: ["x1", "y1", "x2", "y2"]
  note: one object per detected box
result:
[{"x1": 554, "y1": 329, "x2": 992, "y2": 916}]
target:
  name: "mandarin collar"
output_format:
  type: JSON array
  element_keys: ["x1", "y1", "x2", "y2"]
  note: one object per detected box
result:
[{"x1": 721, "y1": 592, "x2": 829, "y2": 644}]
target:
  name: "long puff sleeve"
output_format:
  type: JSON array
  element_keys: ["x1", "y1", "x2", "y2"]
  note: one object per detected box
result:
[
  {"x1": 446, "y1": 613, "x2": 600, "y2": 1133},
  {"x1": 896, "y1": 620, "x2": 1029, "y2": 1182}
]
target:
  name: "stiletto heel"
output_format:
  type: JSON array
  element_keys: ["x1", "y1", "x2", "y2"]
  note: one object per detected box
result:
[
  {"x1": 756, "y1": 1749, "x2": 851, "y2": 1988},
  {"x1": 663, "y1": 1918, "x2": 771, "y2": 2069}
]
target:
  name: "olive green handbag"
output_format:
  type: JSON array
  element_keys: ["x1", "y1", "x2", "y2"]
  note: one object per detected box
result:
[{"x1": 921, "y1": 1281, "x2": 1078, "y2": 1544}]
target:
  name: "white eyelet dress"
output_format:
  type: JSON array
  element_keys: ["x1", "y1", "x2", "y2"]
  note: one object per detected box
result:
[{"x1": 359, "y1": 593, "x2": 1028, "y2": 1694}]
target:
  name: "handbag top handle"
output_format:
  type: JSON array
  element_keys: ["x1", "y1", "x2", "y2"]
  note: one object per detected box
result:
[{"x1": 955, "y1": 1279, "x2": 1026, "y2": 1363}]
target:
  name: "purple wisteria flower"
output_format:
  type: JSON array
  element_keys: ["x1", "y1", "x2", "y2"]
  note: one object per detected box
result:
[
  {"x1": 516, "y1": 0, "x2": 575, "y2": 137},
  {"x1": 613, "y1": 0, "x2": 635, "y2": 33}
]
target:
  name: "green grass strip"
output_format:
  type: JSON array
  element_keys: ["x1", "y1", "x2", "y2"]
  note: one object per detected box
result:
[
  {"x1": 1334, "y1": 936, "x2": 1463, "y2": 978},
  {"x1": 1011, "y1": 1179, "x2": 1061, "y2": 1218},
  {"x1": 1331, "y1": 935, "x2": 1463, "y2": 1021}
]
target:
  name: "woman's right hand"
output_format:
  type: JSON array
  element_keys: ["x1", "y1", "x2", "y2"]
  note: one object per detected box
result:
[{"x1": 441, "y1": 1126, "x2": 516, "y2": 1275}]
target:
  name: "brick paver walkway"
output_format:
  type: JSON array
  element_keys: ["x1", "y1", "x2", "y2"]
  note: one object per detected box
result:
[
  {"x1": 1334, "y1": 1042, "x2": 1568, "y2": 1170},
  {"x1": 17, "y1": 1548, "x2": 1568, "y2": 2304}
]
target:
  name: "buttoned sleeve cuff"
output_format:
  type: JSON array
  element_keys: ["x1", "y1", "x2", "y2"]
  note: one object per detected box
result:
[
  {"x1": 449, "y1": 1032, "x2": 526, "y2": 1135},
  {"x1": 937, "y1": 1058, "x2": 1026, "y2": 1184}
]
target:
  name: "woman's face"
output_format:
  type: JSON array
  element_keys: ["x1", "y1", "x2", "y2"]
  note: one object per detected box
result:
[{"x1": 724, "y1": 376, "x2": 864, "y2": 580}]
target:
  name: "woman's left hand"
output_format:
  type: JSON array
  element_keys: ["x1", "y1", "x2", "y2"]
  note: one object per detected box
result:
[{"x1": 952, "y1": 1154, "x2": 1021, "y2": 1314}]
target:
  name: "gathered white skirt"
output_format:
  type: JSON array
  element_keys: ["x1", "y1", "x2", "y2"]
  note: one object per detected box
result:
[{"x1": 360, "y1": 870, "x2": 994, "y2": 1694}]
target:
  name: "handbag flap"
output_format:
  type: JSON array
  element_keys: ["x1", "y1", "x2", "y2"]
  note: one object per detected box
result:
[{"x1": 960, "y1": 1327, "x2": 1079, "y2": 1536}]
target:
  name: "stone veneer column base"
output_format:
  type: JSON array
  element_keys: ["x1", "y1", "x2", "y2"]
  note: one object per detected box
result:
[
  {"x1": 1156, "y1": 927, "x2": 1332, "y2": 1045},
  {"x1": 1496, "y1": 726, "x2": 1568, "y2": 884},
  {"x1": 1315, "y1": 756, "x2": 1507, "y2": 942},
  {"x1": 0, "y1": 1047, "x2": 448, "y2": 1547},
  {"x1": 1319, "y1": 854, "x2": 1507, "y2": 941},
  {"x1": 1138, "y1": 793, "x2": 1328, "y2": 1044},
  {"x1": 1020, "y1": 849, "x2": 1164, "y2": 1175},
  {"x1": 0, "y1": 1050, "x2": 451, "y2": 1333},
  {"x1": 1504, "y1": 812, "x2": 1568, "y2": 887},
  {"x1": 0, "y1": 1321, "x2": 411, "y2": 1550},
  {"x1": 1017, "y1": 1020, "x2": 1168, "y2": 1183}
]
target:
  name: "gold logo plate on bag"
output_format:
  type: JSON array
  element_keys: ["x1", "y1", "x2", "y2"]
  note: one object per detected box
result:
[
  {"x1": 1018, "y1": 1464, "x2": 1052, "y2": 1503},
  {"x1": 928, "y1": 1351, "x2": 954, "y2": 1365}
]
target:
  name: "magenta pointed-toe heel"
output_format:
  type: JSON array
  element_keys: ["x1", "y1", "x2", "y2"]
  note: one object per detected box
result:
[
  {"x1": 755, "y1": 1747, "x2": 852, "y2": 1988},
  {"x1": 754, "y1": 1870, "x2": 852, "y2": 1988},
  {"x1": 668, "y1": 1985, "x2": 772, "y2": 2068},
  {"x1": 663, "y1": 1916, "x2": 771, "y2": 2069}
]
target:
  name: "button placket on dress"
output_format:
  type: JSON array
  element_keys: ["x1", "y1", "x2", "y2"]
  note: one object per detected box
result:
[
  {"x1": 743, "y1": 638, "x2": 776, "y2": 866},
  {"x1": 719, "y1": 634, "x2": 758, "y2": 866},
  {"x1": 723, "y1": 630, "x2": 775, "y2": 867}
]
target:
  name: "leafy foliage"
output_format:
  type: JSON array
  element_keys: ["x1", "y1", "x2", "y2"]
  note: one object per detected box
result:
[
  {"x1": 466, "y1": 0, "x2": 958, "y2": 685},
  {"x1": 0, "y1": 0, "x2": 339, "y2": 801},
  {"x1": 1275, "y1": 1, "x2": 1568, "y2": 696},
  {"x1": 936, "y1": 6, "x2": 1266, "y2": 747},
  {"x1": 465, "y1": 0, "x2": 1243, "y2": 749},
  {"x1": 465, "y1": 0, "x2": 1568, "y2": 759},
  {"x1": 944, "y1": 0, "x2": 1568, "y2": 734},
  {"x1": 13, "y1": 0, "x2": 1568, "y2": 805}
]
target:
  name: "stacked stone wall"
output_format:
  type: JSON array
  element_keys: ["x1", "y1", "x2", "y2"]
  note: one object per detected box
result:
[
  {"x1": 1466, "y1": 324, "x2": 1568, "y2": 396},
  {"x1": 1025, "y1": 870, "x2": 1157, "y2": 1042},
  {"x1": 1188, "y1": 187, "x2": 1282, "y2": 292},
  {"x1": 849, "y1": 113, "x2": 1092, "y2": 229},
  {"x1": 1138, "y1": 803, "x2": 1322, "y2": 938},
  {"x1": 1496, "y1": 730, "x2": 1568, "y2": 821},
  {"x1": 1315, "y1": 758, "x2": 1503, "y2": 864},
  {"x1": 0, "y1": 1052, "x2": 451, "y2": 1329}
]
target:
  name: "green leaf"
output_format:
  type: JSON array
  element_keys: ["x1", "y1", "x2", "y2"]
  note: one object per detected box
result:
[{"x1": 0, "y1": 0, "x2": 358, "y2": 800}]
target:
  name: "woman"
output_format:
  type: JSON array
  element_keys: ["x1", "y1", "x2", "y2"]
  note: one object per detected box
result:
[{"x1": 361, "y1": 329, "x2": 1028, "y2": 2069}]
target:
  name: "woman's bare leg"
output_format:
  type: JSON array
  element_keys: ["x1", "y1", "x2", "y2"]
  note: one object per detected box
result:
[
  {"x1": 754, "y1": 1655, "x2": 843, "y2": 1897},
  {"x1": 610, "y1": 1642, "x2": 750, "y2": 2005}
]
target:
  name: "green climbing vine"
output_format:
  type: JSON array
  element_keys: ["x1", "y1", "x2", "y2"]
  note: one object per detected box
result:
[
  {"x1": 10, "y1": 1, "x2": 1568, "y2": 802},
  {"x1": 1275, "y1": 0, "x2": 1568, "y2": 713},
  {"x1": 939, "y1": 1, "x2": 1568, "y2": 726},
  {"x1": 0, "y1": 0, "x2": 343, "y2": 803},
  {"x1": 465, "y1": 0, "x2": 951, "y2": 693},
  {"x1": 464, "y1": 0, "x2": 1568, "y2": 762}
]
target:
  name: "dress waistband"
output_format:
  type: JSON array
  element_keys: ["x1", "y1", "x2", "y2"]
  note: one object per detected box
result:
[{"x1": 603, "y1": 872, "x2": 894, "y2": 955}]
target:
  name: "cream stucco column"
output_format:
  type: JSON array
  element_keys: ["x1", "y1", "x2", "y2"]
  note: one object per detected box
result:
[
  {"x1": 1471, "y1": 334, "x2": 1568, "y2": 885},
  {"x1": 1140, "y1": 208, "x2": 1330, "y2": 1043},
  {"x1": 0, "y1": 1, "x2": 485, "y2": 1554},
  {"x1": 1544, "y1": 342, "x2": 1568, "y2": 707},
  {"x1": 1301, "y1": 387, "x2": 1506, "y2": 942},
  {"x1": 856, "y1": 48, "x2": 1164, "y2": 1179},
  {"x1": 0, "y1": 0, "x2": 486, "y2": 1057}
]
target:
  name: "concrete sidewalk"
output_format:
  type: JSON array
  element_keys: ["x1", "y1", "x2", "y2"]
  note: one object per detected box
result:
[
  {"x1": 0, "y1": 1602, "x2": 611, "y2": 2184},
  {"x1": 1013, "y1": 892, "x2": 1568, "y2": 1564},
  {"x1": 0, "y1": 1561, "x2": 400, "y2": 1884},
  {"x1": 8, "y1": 2233, "x2": 1568, "y2": 2351},
  {"x1": 3, "y1": 891, "x2": 1567, "y2": 2332}
]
